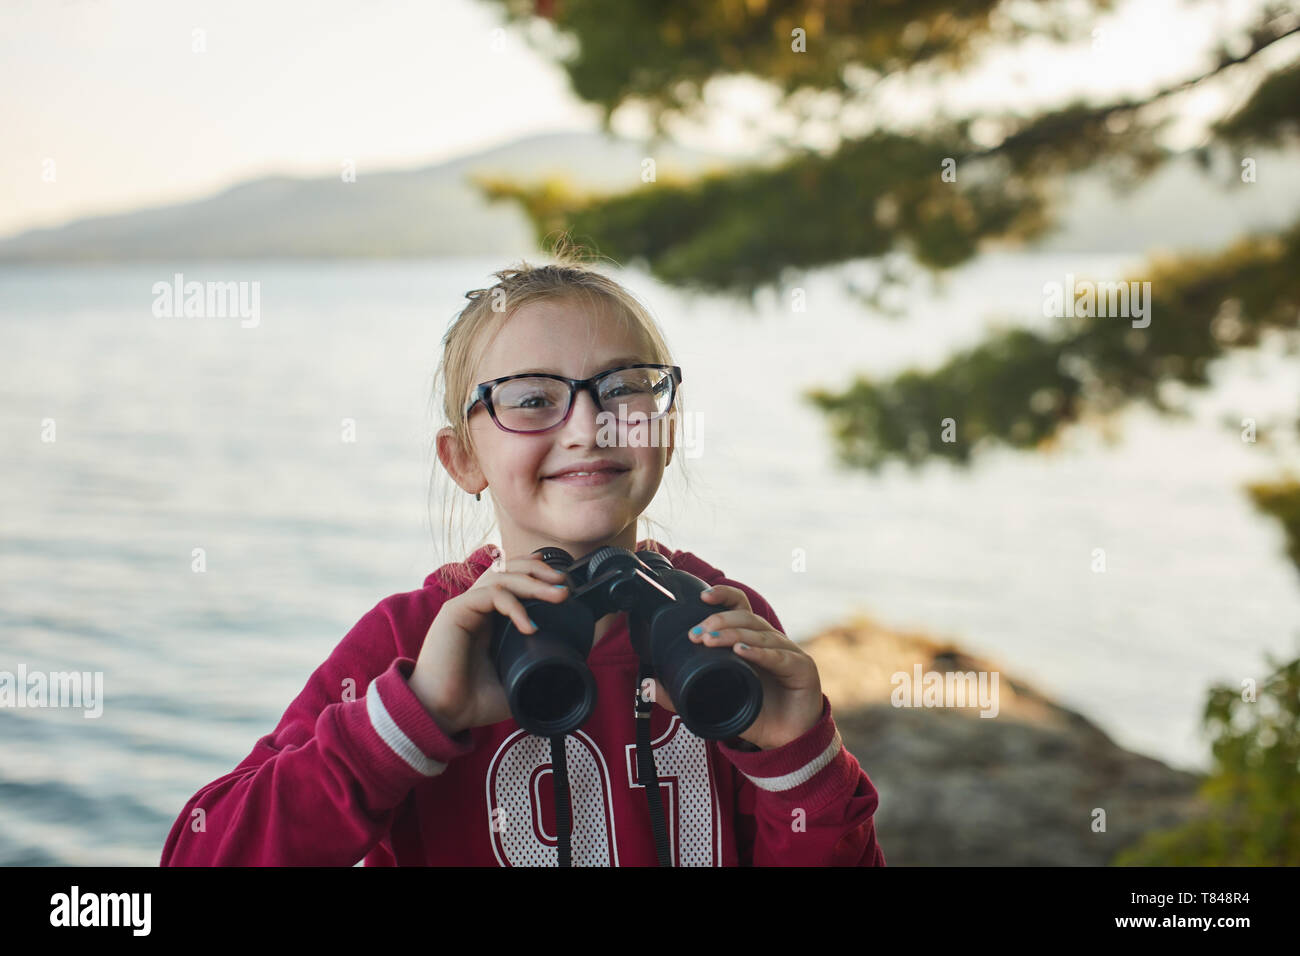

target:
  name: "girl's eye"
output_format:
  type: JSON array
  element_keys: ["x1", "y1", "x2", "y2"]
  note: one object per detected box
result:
[
  {"x1": 516, "y1": 394, "x2": 554, "y2": 408},
  {"x1": 601, "y1": 378, "x2": 653, "y2": 401}
]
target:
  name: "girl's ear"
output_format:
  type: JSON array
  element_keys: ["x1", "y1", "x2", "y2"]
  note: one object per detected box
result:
[{"x1": 437, "y1": 426, "x2": 485, "y2": 492}]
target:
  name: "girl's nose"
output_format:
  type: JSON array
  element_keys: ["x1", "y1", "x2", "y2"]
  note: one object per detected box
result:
[{"x1": 559, "y1": 388, "x2": 604, "y2": 439}]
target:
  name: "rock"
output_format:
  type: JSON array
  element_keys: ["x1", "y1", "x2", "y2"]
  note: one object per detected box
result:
[{"x1": 804, "y1": 615, "x2": 1212, "y2": 866}]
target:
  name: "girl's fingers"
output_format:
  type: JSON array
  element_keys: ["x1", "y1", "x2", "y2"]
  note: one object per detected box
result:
[
  {"x1": 488, "y1": 589, "x2": 536, "y2": 634},
  {"x1": 688, "y1": 609, "x2": 764, "y2": 637},
  {"x1": 700, "y1": 631, "x2": 812, "y2": 681},
  {"x1": 689, "y1": 613, "x2": 796, "y2": 653},
  {"x1": 524, "y1": 574, "x2": 571, "y2": 600},
  {"x1": 453, "y1": 585, "x2": 522, "y2": 636},
  {"x1": 498, "y1": 558, "x2": 569, "y2": 583},
  {"x1": 698, "y1": 585, "x2": 752, "y2": 613},
  {"x1": 507, "y1": 572, "x2": 572, "y2": 629},
  {"x1": 686, "y1": 620, "x2": 810, "y2": 675},
  {"x1": 689, "y1": 624, "x2": 777, "y2": 648},
  {"x1": 735, "y1": 645, "x2": 820, "y2": 689},
  {"x1": 730, "y1": 643, "x2": 802, "y2": 672},
  {"x1": 478, "y1": 570, "x2": 571, "y2": 603},
  {"x1": 462, "y1": 580, "x2": 543, "y2": 634},
  {"x1": 457, "y1": 561, "x2": 575, "y2": 637},
  {"x1": 532, "y1": 561, "x2": 570, "y2": 583}
]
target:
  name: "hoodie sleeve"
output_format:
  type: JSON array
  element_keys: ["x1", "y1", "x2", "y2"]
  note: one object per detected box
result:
[
  {"x1": 713, "y1": 584, "x2": 887, "y2": 867},
  {"x1": 160, "y1": 597, "x2": 476, "y2": 866}
]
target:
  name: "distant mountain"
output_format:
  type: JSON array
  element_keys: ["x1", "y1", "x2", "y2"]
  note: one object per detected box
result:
[
  {"x1": 1, "y1": 133, "x2": 1296, "y2": 262},
  {"x1": 0, "y1": 131, "x2": 737, "y2": 262}
]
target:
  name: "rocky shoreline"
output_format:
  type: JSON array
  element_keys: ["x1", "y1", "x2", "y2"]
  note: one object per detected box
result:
[{"x1": 805, "y1": 615, "x2": 1214, "y2": 866}]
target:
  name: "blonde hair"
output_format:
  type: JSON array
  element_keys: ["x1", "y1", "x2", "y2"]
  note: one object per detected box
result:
[{"x1": 427, "y1": 238, "x2": 691, "y2": 591}]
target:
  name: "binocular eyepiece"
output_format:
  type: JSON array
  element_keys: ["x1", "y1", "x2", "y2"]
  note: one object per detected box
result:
[{"x1": 487, "y1": 546, "x2": 763, "y2": 740}]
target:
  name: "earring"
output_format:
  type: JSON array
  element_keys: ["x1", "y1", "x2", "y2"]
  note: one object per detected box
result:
[{"x1": 474, "y1": 490, "x2": 482, "y2": 501}]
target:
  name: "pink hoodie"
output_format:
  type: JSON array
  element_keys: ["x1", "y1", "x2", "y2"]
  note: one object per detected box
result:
[{"x1": 160, "y1": 541, "x2": 886, "y2": 866}]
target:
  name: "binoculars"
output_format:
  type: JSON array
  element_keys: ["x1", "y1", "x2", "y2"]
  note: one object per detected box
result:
[{"x1": 488, "y1": 545, "x2": 763, "y2": 740}]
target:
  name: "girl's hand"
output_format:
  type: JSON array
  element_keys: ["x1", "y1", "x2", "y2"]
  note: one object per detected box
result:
[
  {"x1": 651, "y1": 586, "x2": 823, "y2": 751},
  {"x1": 409, "y1": 552, "x2": 572, "y2": 736}
]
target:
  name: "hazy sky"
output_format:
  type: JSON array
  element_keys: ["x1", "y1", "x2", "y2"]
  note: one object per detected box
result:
[{"x1": 0, "y1": 0, "x2": 1269, "y2": 238}]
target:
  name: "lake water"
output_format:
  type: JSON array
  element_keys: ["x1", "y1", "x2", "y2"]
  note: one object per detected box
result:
[{"x1": 2, "y1": 255, "x2": 1297, "y2": 865}]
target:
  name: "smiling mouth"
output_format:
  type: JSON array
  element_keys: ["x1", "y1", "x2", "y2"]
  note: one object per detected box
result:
[{"x1": 544, "y1": 468, "x2": 629, "y2": 485}]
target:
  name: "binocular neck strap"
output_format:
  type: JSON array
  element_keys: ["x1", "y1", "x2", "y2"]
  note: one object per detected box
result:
[
  {"x1": 635, "y1": 662, "x2": 673, "y2": 867},
  {"x1": 548, "y1": 663, "x2": 674, "y2": 868},
  {"x1": 550, "y1": 734, "x2": 573, "y2": 868}
]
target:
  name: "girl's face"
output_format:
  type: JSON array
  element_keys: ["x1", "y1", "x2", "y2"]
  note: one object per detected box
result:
[{"x1": 439, "y1": 297, "x2": 675, "y2": 562}]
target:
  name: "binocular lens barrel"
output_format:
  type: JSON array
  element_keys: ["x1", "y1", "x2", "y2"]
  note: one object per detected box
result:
[
  {"x1": 672, "y1": 658, "x2": 763, "y2": 740},
  {"x1": 495, "y1": 633, "x2": 597, "y2": 737},
  {"x1": 649, "y1": 606, "x2": 764, "y2": 740}
]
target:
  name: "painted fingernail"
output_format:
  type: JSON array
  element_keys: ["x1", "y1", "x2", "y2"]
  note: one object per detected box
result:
[
  {"x1": 708, "y1": 630, "x2": 719, "y2": 637},
  {"x1": 690, "y1": 625, "x2": 702, "y2": 635},
  {"x1": 737, "y1": 642, "x2": 749, "y2": 650},
  {"x1": 528, "y1": 618, "x2": 538, "y2": 629},
  {"x1": 552, "y1": 584, "x2": 567, "y2": 588}
]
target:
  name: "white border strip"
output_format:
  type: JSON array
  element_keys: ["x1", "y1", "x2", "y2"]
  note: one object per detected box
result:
[
  {"x1": 741, "y1": 730, "x2": 842, "y2": 792},
  {"x1": 366, "y1": 680, "x2": 447, "y2": 776}
]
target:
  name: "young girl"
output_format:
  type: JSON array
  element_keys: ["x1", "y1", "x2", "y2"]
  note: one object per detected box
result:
[{"x1": 160, "y1": 254, "x2": 886, "y2": 867}]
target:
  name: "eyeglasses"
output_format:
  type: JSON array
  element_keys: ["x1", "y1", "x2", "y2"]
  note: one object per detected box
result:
[{"x1": 465, "y1": 364, "x2": 682, "y2": 434}]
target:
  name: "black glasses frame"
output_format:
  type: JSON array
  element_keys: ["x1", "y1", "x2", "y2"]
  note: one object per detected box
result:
[{"x1": 465, "y1": 364, "x2": 683, "y2": 434}]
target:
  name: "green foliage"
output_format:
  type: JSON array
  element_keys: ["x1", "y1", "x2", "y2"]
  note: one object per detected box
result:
[
  {"x1": 494, "y1": 0, "x2": 1116, "y2": 130},
  {"x1": 805, "y1": 222, "x2": 1300, "y2": 469},
  {"x1": 483, "y1": 2, "x2": 1297, "y2": 301},
  {"x1": 1215, "y1": 58, "x2": 1300, "y2": 147},
  {"x1": 804, "y1": 328, "x2": 1079, "y2": 468},
  {"x1": 1111, "y1": 652, "x2": 1300, "y2": 865},
  {"x1": 1248, "y1": 480, "x2": 1300, "y2": 578},
  {"x1": 477, "y1": 130, "x2": 1053, "y2": 299}
]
